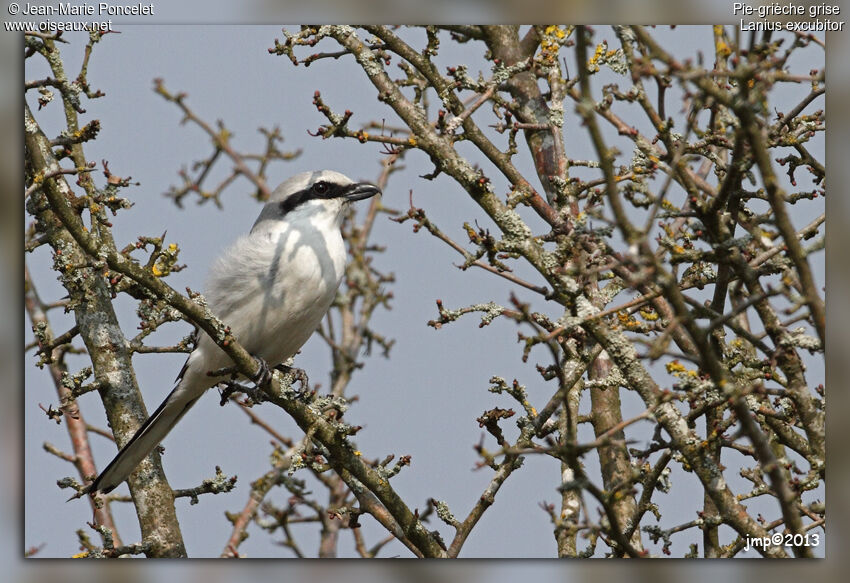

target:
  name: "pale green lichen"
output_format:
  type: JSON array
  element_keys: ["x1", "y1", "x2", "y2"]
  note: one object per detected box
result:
[
  {"x1": 287, "y1": 448, "x2": 307, "y2": 475},
  {"x1": 574, "y1": 295, "x2": 598, "y2": 320},
  {"x1": 37, "y1": 87, "x2": 54, "y2": 105},
  {"x1": 604, "y1": 48, "x2": 628, "y2": 74},
  {"x1": 491, "y1": 57, "x2": 531, "y2": 85},
  {"x1": 478, "y1": 302, "x2": 506, "y2": 326},
  {"x1": 656, "y1": 466, "x2": 672, "y2": 493},
  {"x1": 555, "y1": 314, "x2": 582, "y2": 334},
  {"x1": 493, "y1": 208, "x2": 530, "y2": 242},
  {"x1": 614, "y1": 25, "x2": 637, "y2": 47},
  {"x1": 25, "y1": 111, "x2": 40, "y2": 133},
  {"x1": 630, "y1": 146, "x2": 652, "y2": 169},
  {"x1": 547, "y1": 102, "x2": 564, "y2": 128},
  {"x1": 779, "y1": 327, "x2": 822, "y2": 352},
  {"x1": 433, "y1": 499, "x2": 458, "y2": 526},
  {"x1": 538, "y1": 250, "x2": 563, "y2": 275},
  {"x1": 598, "y1": 280, "x2": 626, "y2": 305},
  {"x1": 584, "y1": 366, "x2": 626, "y2": 390}
]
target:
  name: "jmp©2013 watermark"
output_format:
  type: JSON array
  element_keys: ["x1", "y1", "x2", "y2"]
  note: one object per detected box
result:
[{"x1": 744, "y1": 533, "x2": 821, "y2": 554}]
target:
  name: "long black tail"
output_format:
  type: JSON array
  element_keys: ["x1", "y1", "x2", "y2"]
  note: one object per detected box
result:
[{"x1": 89, "y1": 376, "x2": 204, "y2": 494}]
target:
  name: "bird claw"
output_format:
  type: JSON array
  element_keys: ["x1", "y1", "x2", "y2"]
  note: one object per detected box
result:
[
  {"x1": 217, "y1": 356, "x2": 272, "y2": 406},
  {"x1": 218, "y1": 380, "x2": 244, "y2": 405},
  {"x1": 274, "y1": 363, "x2": 309, "y2": 390},
  {"x1": 218, "y1": 379, "x2": 268, "y2": 406}
]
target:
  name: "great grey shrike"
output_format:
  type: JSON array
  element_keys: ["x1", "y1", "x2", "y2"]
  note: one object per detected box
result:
[{"x1": 88, "y1": 170, "x2": 381, "y2": 494}]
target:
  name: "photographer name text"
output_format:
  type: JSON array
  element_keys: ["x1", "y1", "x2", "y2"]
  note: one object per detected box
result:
[
  {"x1": 16, "y1": 2, "x2": 153, "y2": 16},
  {"x1": 5, "y1": 2, "x2": 155, "y2": 33}
]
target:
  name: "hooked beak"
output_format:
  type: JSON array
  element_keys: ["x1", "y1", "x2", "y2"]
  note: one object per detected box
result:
[{"x1": 343, "y1": 182, "x2": 381, "y2": 202}]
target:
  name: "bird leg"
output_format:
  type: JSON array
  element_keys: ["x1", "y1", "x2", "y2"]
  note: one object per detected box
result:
[{"x1": 251, "y1": 355, "x2": 273, "y2": 387}]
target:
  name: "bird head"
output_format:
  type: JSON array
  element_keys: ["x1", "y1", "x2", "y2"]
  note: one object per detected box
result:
[{"x1": 253, "y1": 170, "x2": 380, "y2": 231}]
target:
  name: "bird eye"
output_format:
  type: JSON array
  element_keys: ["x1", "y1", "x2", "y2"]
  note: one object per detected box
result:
[{"x1": 313, "y1": 181, "x2": 329, "y2": 195}]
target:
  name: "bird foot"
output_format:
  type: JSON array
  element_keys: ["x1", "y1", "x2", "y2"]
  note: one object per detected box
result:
[
  {"x1": 217, "y1": 356, "x2": 272, "y2": 406},
  {"x1": 217, "y1": 360, "x2": 307, "y2": 405},
  {"x1": 218, "y1": 379, "x2": 266, "y2": 406},
  {"x1": 274, "y1": 363, "x2": 309, "y2": 390}
]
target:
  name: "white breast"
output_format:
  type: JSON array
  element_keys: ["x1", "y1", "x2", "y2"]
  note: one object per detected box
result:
[{"x1": 198, "y1": 211, "x2": 346, "y2": 373}]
